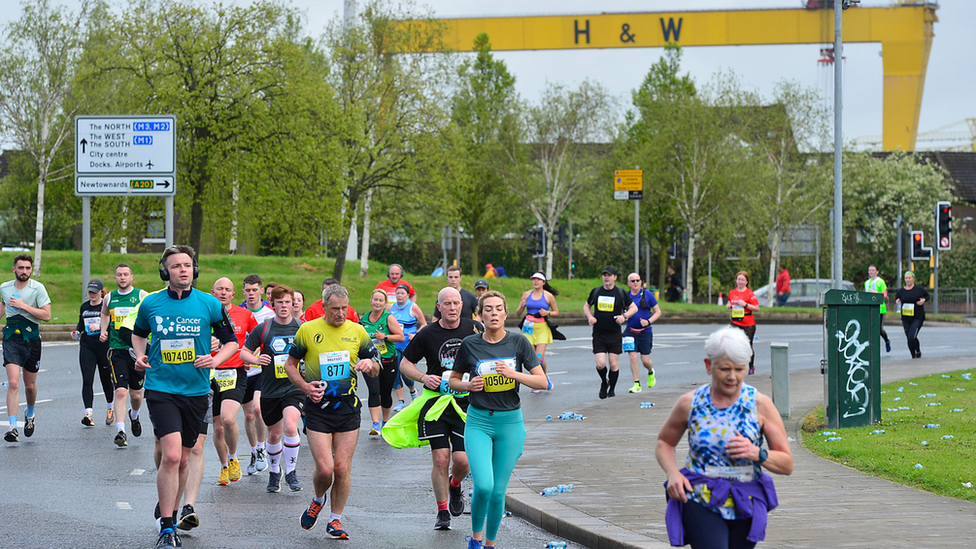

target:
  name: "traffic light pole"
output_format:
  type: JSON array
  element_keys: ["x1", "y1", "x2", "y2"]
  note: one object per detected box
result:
[
  {"x1": 832, "y1": 0, "x2": 845, "y2": 291},
  {"x1": 934, "y1": 245, "x2": 939, "y2": 315}
]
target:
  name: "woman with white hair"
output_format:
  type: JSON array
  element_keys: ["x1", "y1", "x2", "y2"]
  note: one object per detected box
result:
[{"x1": 656, "y1": 327, "x2": 793, "y2": 549}]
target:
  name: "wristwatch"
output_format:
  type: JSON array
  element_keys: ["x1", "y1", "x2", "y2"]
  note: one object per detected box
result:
[{"x1": 757, "y1": 448, "x2": 768, "y2": 464}]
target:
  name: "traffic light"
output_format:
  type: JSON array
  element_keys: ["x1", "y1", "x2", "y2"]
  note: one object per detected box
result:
[
  {"x1": 910, "y1": 230, "x2": 932, "y2": 261},
  {"x1": 554, "y1": 224, "x2": 568, "y2": 252},
  {"x1": 535, "y1": 226, "x2": 546, "y2": 257},
  {"x1": 936, "y1": 201, "x2": 951, "y2": 250},
  {"x1": 667, "y1": 242, "x2": 678, "y2": 259}
]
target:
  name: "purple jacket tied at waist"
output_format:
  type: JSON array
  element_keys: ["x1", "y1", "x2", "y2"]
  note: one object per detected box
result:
[{"x1": 664, "y1": 468, "x2": 778, "y2": 546}]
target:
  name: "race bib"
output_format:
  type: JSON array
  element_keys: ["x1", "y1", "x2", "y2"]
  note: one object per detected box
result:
[
  {"x1": 386, "y1": 292, "x2": 396, "y2": 304},
  {"x1": 477, "y1": 358, "x2": 517, "y2": 393},
  {"x1": 274, "y1": 354, "x2": 289, "y2": 379},
  {"x1": 84, "y1": 316, "x2": 101, "y2": 335},
  {"x1": 731, "y1": 305, "x2": 745, "y2": 320},
  {"x1": 214, "y1": 368, "x2": 237, "y2": 392},
  {"x1": 372, "y1": 338, "x2": 387, "y2": 356},
  {"x1": 597, "y1": 295, "x2": 615, "y2": 312},
  {"x1": 112, "y1": 307, "x2": 133, "y2": 329},
  {"x1": 160, "y1": 339, "x2": 195, "y2": 364},
  {"x1": 439, "y1": 378, "x2": 467, "y2": 396},
  {"x1": 622, "y1": 336, "x2": 635, "y2": 352},
  {"x1": 521, "y1": 320, "x2": 534, "y2": 336},
  {"x1": 902, "y1": 303, "x2": 915, "y2": 317},
  {"x1": 319, "y1": 350, "x2": 351, "y2": 381},
  {"x1": 704, "y1": 465, "x2": 755, "y2": 483}
]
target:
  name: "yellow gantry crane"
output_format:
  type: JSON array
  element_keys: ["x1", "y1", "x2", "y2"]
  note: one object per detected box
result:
[{"x1": 414, "y1": 3, "x2": 938, "y2": 151}]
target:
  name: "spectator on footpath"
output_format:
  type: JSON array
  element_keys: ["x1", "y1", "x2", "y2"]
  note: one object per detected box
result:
[{"x1": 774, "y1": 265, "x2": 791, "y2": 307}]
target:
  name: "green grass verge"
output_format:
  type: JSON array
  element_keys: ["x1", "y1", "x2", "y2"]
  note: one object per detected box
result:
[{"x1": 802, "y1": 369, "x2": 976, "y2": 502}]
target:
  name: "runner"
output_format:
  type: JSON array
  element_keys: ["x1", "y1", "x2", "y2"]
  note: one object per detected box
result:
[
  {"x1": 376, "y1": 263, "x2": 416, "y2": 306},
  {"x1": 132, "y1": 245, "x2": 238, "y2": 549},
  {"x1": 359, "y1": 288, "x2": 405, "y2": 435},
  {"x1": 726, "y1": 271, "x2": 759, "y2": 375},
  {"x1": 624, "y1": 273, "x2": 662, "y2": 394},
  {"x1": 241, "y1": 285, "x2": 306, "y2": 493},
  {"x1": 283, "y1": 284, "x2": 379, "y2": 540},
  {"x1": 390, "y1": 284, "x2": 425, "y2": 411},
  {"x1": 895, "y1": 271, "x2": 928, "y2": 359},
  {"x1": 656, "y1": 327, "x2": 793, "y2": 549},
  {"x1": 153, "y1": 388, "x2": 212, "y2": 534},
  {"x1": 447, "y1": 290, "x2": 550, "y2": 549},
  {"x1": 434, "y1": 266, "x2": 478, "y2": 320},
  {"x1": 210, "y1": 277, "x2": 258, "y2": 485},
  {"x1": 474, "y1": 279, "x2": 490, "y2": 300},
  {"x1": 515, "y1": 272, "x2": 559, "y2": 382},
  {"x1": 301, "y1": 278, "x2": 360, "y2": 323},
  {"x1": 582, "y1": 267, "x2": 636, "y2": 400},
  {"x1": 264, "y1": 282, "x2": 278, "y2": 305},
  {"x1": 865, "y1": 265, "x2": 892, "y2": 353},
  {"x1": 2, "y1": 254, "x2": 52, "y2": 443},
  {"x1": 241, "y1": 274, "x2": 274, "y2": 474},
  {"x1": 293, "y1": 290, "x2": 306, "y2": 319},
  {"x1": 73, "y1": 278, "x2": 114, "y2": 427},
  {"x1": 397, "y1": 287, "x2": 482, "y2": 531},
  {"x1": 100, "y1": 263, "x2": 149, "y2": 447}
]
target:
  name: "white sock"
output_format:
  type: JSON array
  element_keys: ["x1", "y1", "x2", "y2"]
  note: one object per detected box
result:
[
  {"x1": 116, "y1": 422, "x2": 125, "y2": 433},
  {"x1": 330, "y1": 513, "x2": 342, "y2": 522},
  {"x1": 266, "y1": 442, "x2": 283, "y2": 473},
  {"x1": 283, "y1": 435, "x2": 300, "y2": 474},
  {"x1": 107, "y1": 403, "x2": 114, "y2": 410},
  {"x1": 313, "y1": 494, "x2": 325, "y2": 505},
  {"x1": 228, "y1": 453, "x2": 237, "y2": 461},
  {"x1": 129, "y1": 408, "x2": 139, "y2": 420},
  {"x1": 257, "y1": 441, "x2": 266, "y2": 451},
  {"x1": 85, "y1": 408, "x2": 93, "y2": 415},
  {"x1": 251, "y1": 446, "x2": 259, "y2": 455}
]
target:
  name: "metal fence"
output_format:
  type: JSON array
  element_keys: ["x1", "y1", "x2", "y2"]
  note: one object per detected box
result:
[{"x1": 885, "y1": 288, "x2": 976, "y2": 316}]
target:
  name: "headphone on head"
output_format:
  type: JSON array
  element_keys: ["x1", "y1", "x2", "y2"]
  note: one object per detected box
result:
[
  {"x1": 387, "y1": 263, "x2": 403, "y2": 278},
  {"x1": 158, "y1": 246, "x2": 200, "y2": 282}
]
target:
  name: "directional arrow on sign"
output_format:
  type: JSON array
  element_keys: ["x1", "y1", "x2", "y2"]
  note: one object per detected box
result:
[
  {"x1": 80, "y1": 139, "x2": 87, "y2": 153},
  {"x1": 158, "y1": 180, "x2": 170, "y2": 188}
]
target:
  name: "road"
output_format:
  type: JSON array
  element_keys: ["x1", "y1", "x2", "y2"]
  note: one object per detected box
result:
[{"x1": 1, "y1": 322, "x2": 973, "y2": 548}]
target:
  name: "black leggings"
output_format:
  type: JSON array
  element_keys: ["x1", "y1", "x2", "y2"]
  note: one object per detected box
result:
[
  {"x1": 80, "y1": 343, "x2": 114, "y2": 409},
  {"x1": 879, "y1": 314, "x2": 889, "y2": 344},
  {"x1": 902, "y1": 315, "x2": 924, "y2": 357},
  {"x1": 682, "y1": 500, "x2": 756, "y2": 549},
  {"x1": 364, "y1": 357, "x2": 399, "y2": 409},
  {"x1": 731, "y1": 323, "x2": 756, "y2": 369}
]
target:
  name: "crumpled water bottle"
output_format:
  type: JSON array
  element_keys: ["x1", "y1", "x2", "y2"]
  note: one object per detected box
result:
[{"x1": 545, "y1": 542, "x2": 568, "y2": 549}]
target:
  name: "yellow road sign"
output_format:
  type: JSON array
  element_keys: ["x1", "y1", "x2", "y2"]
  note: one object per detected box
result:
[{"x1": 614, "y1": 169, "x2": 642, "y2": 192}]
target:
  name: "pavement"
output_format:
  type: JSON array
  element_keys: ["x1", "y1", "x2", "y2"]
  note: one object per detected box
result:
[{"x1": 506, "y1": 354, "x2": 976, "y2": 548}]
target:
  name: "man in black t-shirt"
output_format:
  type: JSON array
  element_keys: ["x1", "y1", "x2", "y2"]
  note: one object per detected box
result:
[
  {"x1": 433, "y1": 266, "x2": 479, "y2": 321},
  {"x1": 400, "y1": 287, "x2": 483, "y2": 531},
  {"x1": 583, "y1": 267, "x2": 637, "y2": 400}
]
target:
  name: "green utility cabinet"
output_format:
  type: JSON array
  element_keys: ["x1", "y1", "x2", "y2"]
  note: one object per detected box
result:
[{"x1": 822, "y1": 289, "x2": 884, "y2": 428}]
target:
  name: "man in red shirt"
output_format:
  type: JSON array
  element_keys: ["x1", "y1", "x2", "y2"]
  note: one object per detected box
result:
[
  {"x1": 301, "y1": 278, "x2": 359, "y2": 323},
  {"x1": 375, "y1": 263, "x2": 416, "y2": 307},
  {"x1": 774, "y1": 265, "x2": 791, "y2": 307}
]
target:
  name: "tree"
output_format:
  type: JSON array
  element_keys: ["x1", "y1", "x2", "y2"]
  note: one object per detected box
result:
[
  {"x1": 326, "y1": 0, "x2": 455, "y2": 282},
  {"x1": 0, "y1": 0, "x2": 91, "y2": 274},
  {"x1": 450, "y1": 33, "x2": 521, "y2": 276},
  {"x1": 502, "y1": 80, "x2": 615, "y2": 279}
]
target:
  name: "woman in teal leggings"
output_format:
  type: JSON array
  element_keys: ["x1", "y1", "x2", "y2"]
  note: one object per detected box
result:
[{"x1": 449, "y1": 290, "x2": 551, "y2": 548}]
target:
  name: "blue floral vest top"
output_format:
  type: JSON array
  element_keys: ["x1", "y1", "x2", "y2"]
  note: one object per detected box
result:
[{"x1": 685, "y1": 383, "x2": 763, "y2": 519}]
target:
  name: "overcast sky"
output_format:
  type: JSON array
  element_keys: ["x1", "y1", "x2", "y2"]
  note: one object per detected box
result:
[{"x1": 2, "y1": 0, "x2": 973, "y2": 150}]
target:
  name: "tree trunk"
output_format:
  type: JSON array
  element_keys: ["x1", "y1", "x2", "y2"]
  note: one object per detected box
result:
[
  {"x1": 545, "y1": 231, "x2": 554, "y2": 280},
  {"x1": 332, "y1": 193, "x2": 360, "y2": 283},
  {"x1": 345, "y1": 212, "x2": 358, "y2": 262},
  {"x1": 359, "y1": 189, "x2": 373, "y2": 277},
  {"x1": 33, "y1": 164, "x2": 46, "y2": 276},
  {"x1": 685, "y1": 234, "x2": 696, "y2": 302},
  {"x1": 767, "y1": 229, "x2": 783, "y2": 307}
]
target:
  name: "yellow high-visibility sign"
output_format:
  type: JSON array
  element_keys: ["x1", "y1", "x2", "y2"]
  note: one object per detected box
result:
[{"x1": 614, "y1": 169, "x2": 642, "y2": 192}]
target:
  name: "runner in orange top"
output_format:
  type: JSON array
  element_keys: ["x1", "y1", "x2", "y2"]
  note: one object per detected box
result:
[{"x1": 726, "y1": 271, "x2": 759, "y2": 375}]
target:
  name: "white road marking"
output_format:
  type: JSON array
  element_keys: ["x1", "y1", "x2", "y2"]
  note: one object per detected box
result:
[
  {"x1": 547, "y1": 371, "x2": 569, "y2": 376},
  {"x1": 130, "y1": 469, "x2": 145, "y2": 476},
  {"x1": 0, "y1": 398, "x2": 52, "y2": 412},
  {"x1": 792, "y1": 353, "x2": 814, "y2": 357},
  {"x1": 116, "y1": 502, "x2": 132, "y2": 510},
  {"x1": 665, "y1": 362, "x2": 691, "y2": 366}
]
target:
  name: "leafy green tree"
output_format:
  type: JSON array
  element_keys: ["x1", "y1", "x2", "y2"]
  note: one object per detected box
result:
[{"x1": 0, "y1": 0, "x2": 92, "y2": 273}]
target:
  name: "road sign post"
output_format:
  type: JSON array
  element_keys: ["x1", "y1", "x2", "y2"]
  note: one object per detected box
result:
[
  {"x1": 75, "y1": 115, "x2": 177, "y2": 295},
  {"x1": 614, "y1": 169, "x2": 643, "y2": 274}
]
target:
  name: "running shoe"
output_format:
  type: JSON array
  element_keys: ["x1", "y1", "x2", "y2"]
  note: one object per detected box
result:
[
  {"x1": 24, "y1": 416, "x2": 34, "y2": 437},
  {"x1": 173, "y1": 530, "x2": 183, "y2": 548},
  {"x1": 267, "y1": 471, "x2": 282, "y2": 493},
  {"x1": 105, "y1": 409, "x2": 114, "y2": 425},
  {"x1": 648, "y1": 370, "x2": 656, "y2": 389},
  {"x1": 369, "y1": 422, "x2": 380, "y2": 436},
  {"x1": 300, "y1": 498, "x2": 324, "y2": 530},
  {"x1": 434, "y1": 509, "x2": 452, "y2": 530},
  {"x1": 599, "y1": 381, "x2": 609, "y2": 400},
  {"x1": 247, "y1": 452, "x2": 258, "y2": 475},
  {"x1": 410, "y1": 389, "x2": 420, "y2": 401},
  {"x1": 255, "y1": 447, "x2": 268, "y2": 471},
  {"x1": 886, "y1": 340, "x2": 892, "y2": 353},
  {"x1": 154, "y1": 502, "x2": 161, "y2": 520},
  {"x1": 177, "y1": 504, "x2": 199, "y2": 531},
  {"x1": 466, "y1": 536, "x2": 483, "y2": 549},
  {"x1": 4, "y1": 428, "x2": 19, "y2": 443},
  {"x1": 326, "y1": 519, "x2": 349, "y2": 539},
  {"x1": 218, "y1": 466, "x2": 230, "y2": 486},
  {"x1": 114, "y1": 430, "x2": 127, "y2": 447},
  {"x1": 607, "y1": 386, "x2": 616, "y2": 398},
  {"x1": 628, "y1": 382, "x2": 642, "y2": 394},
  {"x1": 228, "y1": 458, "x2": 242, "y2": 482},
  {"x1": 131, "y1": 414, "x2": 142, "y2": 437},
  {"x1": 530, "y1": 389, "x2": 541, "y2": 393},
  {"x1": 285, "y1": 470, "x2": 302, "y2": 491},
  {"x1": 392, "y1": 400, "x2": 406, "y2": 412},
  {"x1": 155, "y1": 529, "x2": 177, "y2": 549},
  {"x1": 82, "y1": 413, "x2": 95, "y2": 427},
  {"x1": 448, "y1": 483, "x2": 465, "y2": 516}
]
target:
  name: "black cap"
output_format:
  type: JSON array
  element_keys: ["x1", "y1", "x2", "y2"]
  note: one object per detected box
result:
[
  {"x1": 601, "y1": 266, "x2": 617, "y2": 276},
  {"x1": 87, "y1": 278, "x2": 104, "y2": 292},
  {"x1": 474, "y1": 279, "x2": 489, "y2": 290}
]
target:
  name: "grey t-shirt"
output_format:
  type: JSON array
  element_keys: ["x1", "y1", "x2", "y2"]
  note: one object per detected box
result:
[
  {"x1": 244, "y1": 317, "x2": 303, "y2": 400},
  {"x1": 1, "y1": 278, "x2": 51, "y2": 327},
  {"x1": 452, "y1": 331, "x2": 540, "y2": 412}
]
